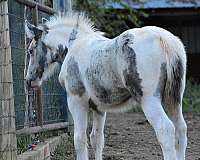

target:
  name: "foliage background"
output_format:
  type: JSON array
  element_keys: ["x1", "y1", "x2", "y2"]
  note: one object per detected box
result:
[{"x1": 73, "y1": 0, "x2": 147, "y2": 37}]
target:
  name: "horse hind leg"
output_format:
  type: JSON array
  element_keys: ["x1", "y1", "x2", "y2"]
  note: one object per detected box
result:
[
  {"x1": 142, "y1": 96, "x2": 177, "y2": 160},
  {"x1": 163, "y1": 57, "x2": 187, "y2": 160},
  {"x1": 164, "y1": 85, "x2": 187, "y2": 160},
  {"x1": 167, "y1": 103, "x2": 187, "y2": 160}
]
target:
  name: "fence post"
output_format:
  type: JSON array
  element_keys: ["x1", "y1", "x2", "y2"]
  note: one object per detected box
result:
[
  {"x1": 32, "y1": 5, "x2": 44, "y2": 127},
  {"x1": 0, "y1": 1, "x2": 17, "y2": 160},
  {"x1": 53, "y1": 0, "x2": 72, "y2": 14}
]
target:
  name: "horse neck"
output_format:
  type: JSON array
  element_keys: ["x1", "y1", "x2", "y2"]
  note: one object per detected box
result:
[{"x1": 67, "y1": 30, "x2": 88, "y2": 48}]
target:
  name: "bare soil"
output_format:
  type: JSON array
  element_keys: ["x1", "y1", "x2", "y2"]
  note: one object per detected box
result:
[{"x1": 51, "y1": 112, "x2": 200, "y2": 160}]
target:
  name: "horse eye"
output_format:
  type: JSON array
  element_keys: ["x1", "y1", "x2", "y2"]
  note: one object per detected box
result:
[{"x1": 29, "y1": 49, "x2": 33, "y2": 55}]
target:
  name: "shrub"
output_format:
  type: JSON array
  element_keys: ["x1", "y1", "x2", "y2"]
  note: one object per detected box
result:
[{"x1": 183, "y1": 80, "x2": 200, "y2": 112}]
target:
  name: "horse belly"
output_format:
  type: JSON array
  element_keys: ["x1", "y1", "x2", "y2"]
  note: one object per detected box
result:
[
  {"x1": 85, "y1": 66, "x2": 131, "y2": 105},
  {"x1": 92, "y1": 85, "x2": 131, "y2": 105}
]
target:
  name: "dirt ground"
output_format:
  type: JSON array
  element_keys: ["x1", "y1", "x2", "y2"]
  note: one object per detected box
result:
[{"x1": 51, "y1": 112, "x2": 200, "y2": 160}]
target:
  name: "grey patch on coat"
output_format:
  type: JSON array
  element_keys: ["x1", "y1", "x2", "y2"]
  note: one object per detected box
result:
[
  {"x1": 51, "y1": 45, "x2": 68, "y2": 64},
  {"x1": 68, "y1": 29, "x2": 78, "y2": 46},
  {"x1": 36, "y1": 41, "x2": 48, "y2": 78},
  {"x1": 57, "y1": 44, "x2": 68, "y2": 63},
  {"x1": 28, "y1": 39, "x2": 47, "y2": 80},
  {"x1": 66, "y1": 57, "x2": 85, "y2": 96},
  {"x1": 121, "y1": 35, "x2": 143, "y2": 102},
  {"x1": 86, "y1": 67, "x2": 131, "y2": 105},
  {"x1": 42, "y1": 24, "x2": 49, "y2": 34},
  {"x1": 164, "y1": 56, "x2": 184, "y2": 106},
  {"x1": 33, "y1": 28, "x2": 43, "y2": 40},
  {"x1": 154, "y1": 63, "x2": 167, "y2": 102},
  {"x1": 88, "y1": 98, "x2": 105, "y2": 116}
]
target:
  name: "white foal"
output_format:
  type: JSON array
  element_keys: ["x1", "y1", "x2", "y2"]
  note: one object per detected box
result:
[{"x1": 25, "y1": 11, "x2": 187, "y2": 160}]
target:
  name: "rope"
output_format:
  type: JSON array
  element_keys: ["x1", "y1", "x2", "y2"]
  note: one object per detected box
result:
[
  {"x1": 0, "y1": 148, "x2": 17, "y2": 152},
  {"x1": 0, "y1": 62, "x2": 13, "y2": 67},
  {"x1": 0, "y1": 95, "x2": 15, "y2": 101},
  {"x1": 0, "y1": 114, "x2": 16, "y2": 119},
  {"x1": 0, "y1": 28, "x2": 8, "y2": 33},
  {"x1": 0, "y1": 131, "x2": 16, "y2": 136},
  {"x1": 0, "y1": 81, "x2": 13, "y2": 84},
  {"x1": 0, "y1": 12, "x2": 25, "y2": 21},
  {"x1": 0, "y1": 45, "x2": 12, "y2": 50}
]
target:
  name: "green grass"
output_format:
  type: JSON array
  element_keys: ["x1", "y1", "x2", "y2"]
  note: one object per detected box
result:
[
  {"x1": 183, "y1": 80, "x2": 200, "y2": 112},
  {"x1": 17, "y1": 135, "x2": 32, "y2": 154},
  {"x1": 17, "y1": 130, "x2": 67, "y2": 154}
]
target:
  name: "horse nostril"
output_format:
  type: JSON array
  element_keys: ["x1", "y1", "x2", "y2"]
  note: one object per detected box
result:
[
  {"x1": 26, "y1": 80, "x2": 31, "y2": 88},
  {"x1": 30, "y1": 71, "x2": 32, "y2": 75}
]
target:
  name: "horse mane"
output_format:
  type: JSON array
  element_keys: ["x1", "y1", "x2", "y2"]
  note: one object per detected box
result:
[{"x1": 45, "y1": 11, "x2": 102, "y2": 35}]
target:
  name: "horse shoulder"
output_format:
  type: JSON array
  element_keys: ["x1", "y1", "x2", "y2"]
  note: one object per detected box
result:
[{"x1": 59, "y1": 55, "x2": 86, "y2": 97}]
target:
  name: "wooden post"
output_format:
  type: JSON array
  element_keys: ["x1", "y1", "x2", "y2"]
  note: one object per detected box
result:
[
  {"x1": 16, "y1": 0, "x2": 56, "y2": 15},
  {"x1": 32, "y1": 5, "x2": 43, "y2": 127},
  {"x1": 16, "y1": 122, "x2": 68, "y2": 135},
  {"x1": 0, "y1": 1, "x2": 17, "y2": 160},
  {"x1": 53, "y1": 0, "x2": 72, "y2": 14},
  {"x1": 38, "y1": 0, "x2": 44, "y2": 5},
  {"x1": 35, "y1": 88, "x2": 43, "y2": 126},
  {"x1": 24, "y1": 6, "x2": 30, "y2": 128}
]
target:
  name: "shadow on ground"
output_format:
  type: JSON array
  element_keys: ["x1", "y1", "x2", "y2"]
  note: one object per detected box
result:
[{"x1": 51, "y1": 112, "x2": 200, "y2": 160}]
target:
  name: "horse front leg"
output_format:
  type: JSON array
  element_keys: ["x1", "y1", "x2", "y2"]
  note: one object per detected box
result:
[
  {"x1": 90, "y1": 111, "x2": 106, "y2": 160},
  {"x1": 67, "y1": 96, "x2": 89, "y2": 160}
]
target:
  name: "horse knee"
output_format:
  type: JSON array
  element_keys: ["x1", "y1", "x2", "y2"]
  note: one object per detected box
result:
[
  {"x1": 178, "y1": 118, "x2": 187, "y2": 133},
  {"x1": 90, "y1": 129, "x2": 97, "y2": 149},
  {"x1": 176, "y1": 118, "x2": 187, "y2": 146},
  {"x1": 97, "y1": 131, "x2": 104, "y2": 146},
  {"x1": 157, "y1": 120, "x2": 176, "y2": 149},
  {"x1": 74, "y1": 132, "x2": 87, "y2": 152},
  {"x1": 90, "y1": 129, "x2": 95, "y2": 140},
  {"x1": 173, "y1": 115, "x2": 187, "y2": 140},
  {"x1": 175, "y1": 119, "x2": 187, "y2": 160},
  {"x1": 90, "y1": 129, "x2": 104, "y2": 147}
]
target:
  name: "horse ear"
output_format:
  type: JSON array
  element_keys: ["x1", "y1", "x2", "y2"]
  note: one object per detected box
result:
[
  {"x1": 58, "y1": 45, "x2": 68, "y2": 59},
  {"x1": 51, "y1": 52, "x2": 59, "y2": 63},
  {"x1": 42, "y1": 17, "x2": 49, "y2": 24},
  {"x1": 52, "y1": 45, "x2": 68, "y2": 63},
  {"x1": 61, "y1": 47, "x2": 68, "y2": 58},
  {"x1": 25, "y1": 20, "x2": 43, "y2": 39},
  {"x1": 25, "y1": 20, "x2": 35, "y2": 39}
]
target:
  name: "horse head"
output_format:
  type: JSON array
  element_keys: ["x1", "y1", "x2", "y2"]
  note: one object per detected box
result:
[{"x1": 25, "y1": 20, "x2": 68, "y2": 88}]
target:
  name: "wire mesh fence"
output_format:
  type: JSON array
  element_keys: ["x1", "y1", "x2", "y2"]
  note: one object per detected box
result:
[
  {"x1": 7, "y1": 0, "x2": 68, "y2": 130},
  {"x1": 1, "y1": 0, "x2": 69, "y2": 158}
]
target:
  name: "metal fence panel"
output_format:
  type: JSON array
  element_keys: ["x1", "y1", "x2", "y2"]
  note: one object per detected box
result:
[{"x1": 8, "y1": 0, "x2": 67, "y2": 130}]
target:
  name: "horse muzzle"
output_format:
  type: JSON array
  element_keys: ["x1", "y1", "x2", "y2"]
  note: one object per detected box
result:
[
  {"x1": 26, "y1": 79, "x2": 32, "y2": 88},
  {"x1": 25, "y1": 78, "x2": 40, "y2": 89}
]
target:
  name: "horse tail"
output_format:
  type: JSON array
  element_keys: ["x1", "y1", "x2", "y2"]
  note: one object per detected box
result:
[{"x1": 160, "y1": 33, "x2": 187, "y2": 113}]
